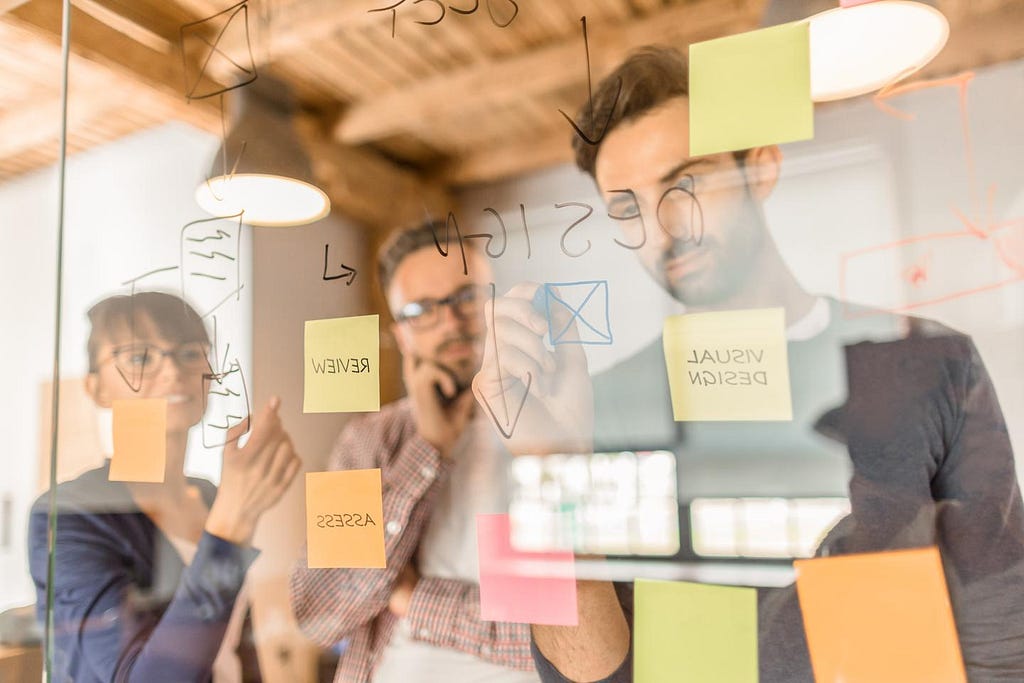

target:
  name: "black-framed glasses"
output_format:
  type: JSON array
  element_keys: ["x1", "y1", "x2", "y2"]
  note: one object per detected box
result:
[
  {"x1": 394, "y1": 284, "x2": 488, "y2": 330},
  {"x1": 103, "y1": 342, "x2": 212, "y2": 390}
]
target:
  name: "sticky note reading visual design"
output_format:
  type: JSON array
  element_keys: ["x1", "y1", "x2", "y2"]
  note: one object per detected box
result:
[
  {"x1": 663, "y1": 308, "x2": 792, "y2": 421},
  {"x1": 305, "y1": 469, "x2": 385, "y2": 568},
  {"x1": 477, "y1": 514, "x2": 577, "y2": 626},
  {"x1": 795, "y1": 547, "x2": 966, "y2": 683},
  {"x1": 635, "y1": 579, "x2": 758, "y2": 683},
  {"x1": 304, "y1": 314, "x2": 380, "y2": 413},
  {"x1": 110, "y1": 398, "x2": 167, "y2": 483},
  {"x1": 689, "y1": 22, "x2": 813, "y2": 156}
]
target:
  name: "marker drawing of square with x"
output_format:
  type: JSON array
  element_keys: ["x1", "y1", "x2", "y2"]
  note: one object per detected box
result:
[{"x1": 543, "y1": 280, "x2": 613, "y2": 346}]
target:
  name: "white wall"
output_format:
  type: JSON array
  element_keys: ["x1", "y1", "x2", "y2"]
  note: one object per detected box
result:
[{"x1": 0, "y1": 121, "x2": 252, "y2": 611}]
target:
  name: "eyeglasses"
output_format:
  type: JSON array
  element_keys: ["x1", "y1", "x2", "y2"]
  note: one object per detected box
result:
[
  {"x1": 103, "y1": 342, "x2": 212, "y2": 389},
  {"x1": 394, "y1": 284, "x2": 488, "y2": 330}
]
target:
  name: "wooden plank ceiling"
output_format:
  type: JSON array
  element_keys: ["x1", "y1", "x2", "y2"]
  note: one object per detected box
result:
[{"x1": 1, "y1": 0, "x2": 1023, "y2": 229}]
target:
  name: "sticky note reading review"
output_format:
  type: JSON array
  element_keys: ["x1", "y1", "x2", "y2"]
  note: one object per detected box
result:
[
  {"x1": 664, "y1": 307, "x2": 792, "y2": 421},
  {"x1": 635, "y1": 580, "x2": 758, "y2": 683},
  {"x1": 305, "y1": 469, "x2": 385, "y2": 568},
  {"x1": 795, "y1": 547, "x2": 966, "y2": 683},
  {"x1": 304, "y1": 314, "x2": 379, "y2": 413},
  {"x1": 110, "y1": 398, "x2": 167, "y2": 483},
  {"x1": 689, "y1": 21, "x2": 813, "y2": 156}
]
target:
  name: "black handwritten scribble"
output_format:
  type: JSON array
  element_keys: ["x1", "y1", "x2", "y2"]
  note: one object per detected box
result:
[
  {"x1": 430, "y1": 211, "x2": 469, "y2": 275},
  {"x1": 189, "y1": 250, "x2": 236, "y2": 261},
  {"x1": 556, "y1": 202, "x2": 594, "y2": 258},
  {"x1": 180, "y1": 0, "x2": 257, "y2": 102},
  {"x1": 607, "y1": 189, "x2": 648, "y2": 251},
  {"x1": 477, "y1": 282, "x2": 531, "y2": 439},
  {"x1": 465, "y1": 208, "x2": 509, "y2": 258},
  {"x1": 558, "y1": 16, "x2": 622, "y2": 146},
  {"x1": 200, "y1": 284, "x2": 245, "y2": 320},
  {"x1": 322, "y1": 244, "x2": 358, "y2": 285},
  {"x1": 201, "y1": 358, "x2": 251, "y2": 448},
  {"x1": 186, "y1": 229, "x2": 232, "y2": 243},
  {"x1": 370, "y1": 0, "x2": 518, "y2": 38},
  {"x1": 205, "y1": 95, "x2": 248, "y2": 202},
  {"x1": 180, "y1": 212, "x2": 244, "y2": 317},
  {"x1": 656, "y1": 174, "x2": 704, "y2": 246}
]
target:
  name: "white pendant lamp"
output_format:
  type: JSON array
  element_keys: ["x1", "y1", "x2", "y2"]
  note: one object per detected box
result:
[
  {"x1": 806, "y1": 1, "x2": 949, "y2": 102},
  {"x1": 195, "y1": 76, "x2": 330, "y2": 227}
]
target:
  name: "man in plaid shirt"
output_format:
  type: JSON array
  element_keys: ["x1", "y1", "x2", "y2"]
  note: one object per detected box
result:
[{"x1": 289, "y1": 222, "x2": 538, "y2": 683}]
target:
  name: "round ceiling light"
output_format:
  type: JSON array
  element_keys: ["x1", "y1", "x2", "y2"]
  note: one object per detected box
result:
[
  {"x1": 195, "y1": 173, "x2": 331, "y2": 227},
  {"x1": 808, "y1": 1, "x2": 949, "y2": 102}
]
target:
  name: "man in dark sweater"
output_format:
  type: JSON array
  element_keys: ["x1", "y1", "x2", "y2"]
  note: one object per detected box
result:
[{"x1": 472, "y1": 46, "x2": 1024, "y2": 681}]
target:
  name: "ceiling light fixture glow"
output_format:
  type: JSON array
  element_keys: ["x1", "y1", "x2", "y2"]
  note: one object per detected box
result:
[{"x1": 807, "y1": 1, "x2": 949, "y2": 102}]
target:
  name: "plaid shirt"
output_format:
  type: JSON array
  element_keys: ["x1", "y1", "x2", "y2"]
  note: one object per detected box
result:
[{"x1": 290, "y1": 398, "x2": 535, "y2": 682}]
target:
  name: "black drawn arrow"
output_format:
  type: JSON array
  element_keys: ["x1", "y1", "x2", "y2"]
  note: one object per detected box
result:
[
  {"x1": 322, "y1": 244, "x2": 358, "y2": 286},
  {"x1": 558, "y1": 16, "x2": 622, "y2": 146},
  {"x1": 477, "y1": 282, "x2": 531, "y2": 439}
]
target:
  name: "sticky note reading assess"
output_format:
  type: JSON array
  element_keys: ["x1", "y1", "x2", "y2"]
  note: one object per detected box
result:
[
  {"x1": 663, "y1": 308, "x2": 792, "y2": 421},
  {"x1": 477, "y1": 514, "x2": 577, "y2": 626},
  {"x1": 635, "y1": 580, "x2": 757, "y2": 683},
  {"x1": 303, "y1": 314, "x2": 379, "y2": 413},
  {"x1": 305, "y1": 469, "x2": 385, "y2": 568},
  {"x1": 795, "y1": 547, "x2": 966, "y2": 683},
  {"x1": 689, "y1": 21, "x2": 813, "y2": 156},
  {"x1": 110, "y1": 399, "x2": 167, "y2": 482}
]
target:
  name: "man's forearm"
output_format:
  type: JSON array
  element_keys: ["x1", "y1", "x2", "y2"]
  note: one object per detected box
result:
[{"x1": 532, "y1": 580, "x2": 630, "y2": 682}]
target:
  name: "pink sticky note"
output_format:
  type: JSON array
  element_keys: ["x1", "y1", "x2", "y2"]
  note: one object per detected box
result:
[
  {"x1": 840, "y1": 0, "x2": 881, "y2": 7},
  {"x1": 477, "y1": 514, "x2": 578, "y2": 625}
]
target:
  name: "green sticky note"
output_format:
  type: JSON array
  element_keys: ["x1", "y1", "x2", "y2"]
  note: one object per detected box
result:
[
  {"x1": 689, "y1": 22, "x2": 813, "y2": 156},
  {"x1": 635, "y1": 579, "x2": 758, "y2": 683},
  {"x1": 303, "y1": 314, "x2": 380, "y2": 413}
]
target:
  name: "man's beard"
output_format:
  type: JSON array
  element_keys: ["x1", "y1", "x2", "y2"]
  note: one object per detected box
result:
[
  {"x1": 653, "y1": 194, "x2": 764, "y2": 308},
  {"x1": 435, "y1": 334, "x2": 482, "y2": 386}
]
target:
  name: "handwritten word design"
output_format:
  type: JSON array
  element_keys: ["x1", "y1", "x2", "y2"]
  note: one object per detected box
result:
[{"x1": 429, "y1": 183, "x2": 704, "y2": 274}]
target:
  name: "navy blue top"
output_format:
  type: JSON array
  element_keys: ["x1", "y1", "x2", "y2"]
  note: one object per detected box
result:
[{"x1": 29, "y1": 462, "x2": 260, "y2": 682}]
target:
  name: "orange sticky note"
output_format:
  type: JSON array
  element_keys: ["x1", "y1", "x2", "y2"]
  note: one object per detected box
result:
[
  {"x1": 110, "y1": 399, "x2": 167, "y2": 482},
  {"x1": 795, "y1": 547, "x2": 966, "y2": 683},
  {"x1": 305, "y1": 469, "x2": 385, "y2": 568}
]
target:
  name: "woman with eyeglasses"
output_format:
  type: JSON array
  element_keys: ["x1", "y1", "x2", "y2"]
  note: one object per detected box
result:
[{"x1": 28, "y1": 291, "x2": 301, "y2": 682}]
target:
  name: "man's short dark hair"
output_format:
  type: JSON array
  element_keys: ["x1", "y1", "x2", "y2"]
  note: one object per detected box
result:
[
  {"x1": 572, "y1": 45, "x2": 745, "y2": 179},
  {"x1": 378, "y1": 219, "x2": 468, "y2": 296}
]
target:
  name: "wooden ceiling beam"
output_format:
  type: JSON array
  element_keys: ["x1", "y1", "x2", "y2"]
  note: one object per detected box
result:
[
  {"x1": 205, "y1": 0, "x2": 376, "y2": 82},
  {"x1": 4, "y1": 0, "x2": 221, "y2": 134},
  {"x1": 334, "y1": 0, "x2": 764, "y2": 145},
  {"x1": 437, "y1": 129, "x2": 572, "y2": 187},
  {"x1": 295, "y1": 117, "x2": 454, "y2": 232}
]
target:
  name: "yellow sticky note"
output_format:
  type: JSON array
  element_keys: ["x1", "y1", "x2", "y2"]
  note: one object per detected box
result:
[
  {"x1": 305, "y1": 469, "x2": 386, "y2": 568},
  {"x1": 795, "y1": 548, "x2": 966, "y2": 683},
  {"x1": 110, "y1": 398, "x2": 167, "y2": 482},
  {"x1": 663, "y1": 308, "x2": 792, "y2": 421},
  {"x1": 689, "y1": 22, "x2": 813, "y2": 156},
  {"x1": 635, "y1": 580, "x2": 758, "y2": 683},
  {"x1": 303, "y1": 315, "x2": 380, "y2": 413}
]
